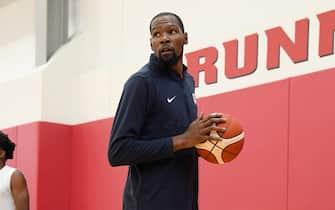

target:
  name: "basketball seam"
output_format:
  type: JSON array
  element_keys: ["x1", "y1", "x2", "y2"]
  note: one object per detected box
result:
[
  {"x1": 220, "y1": 140, "x2": 244, "y2": 155},
  {"x1": 198, "y1": 115, "x2": 244, "y2": 164},
  {"x1": 204, "y1": 142, "x2": 217, "y2": 160},
  {"x1": 206, "y1": 116, "x2": 233, "y2": 162},
  {"x1": 215, "y1": 135, "x2": 245, "y2": 150}
]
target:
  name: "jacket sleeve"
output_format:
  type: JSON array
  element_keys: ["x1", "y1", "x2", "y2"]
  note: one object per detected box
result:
[{"x1": 108, "y1": 76, "x2": 174, "y2": 166}]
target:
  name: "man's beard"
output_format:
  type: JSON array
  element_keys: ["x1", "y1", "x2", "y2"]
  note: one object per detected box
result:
[{"x1": 158, "y1": 50, "x2": 182, "y2": 66}]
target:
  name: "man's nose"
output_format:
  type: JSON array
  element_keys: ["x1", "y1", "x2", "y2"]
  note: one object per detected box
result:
[{"x1": 160, "y1": 33, "x2": 171, "y2": 44}]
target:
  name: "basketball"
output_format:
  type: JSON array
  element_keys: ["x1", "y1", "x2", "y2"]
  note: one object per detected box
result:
[{"x1": 196, "y1": 114, "x2": 245, "y2": 164}]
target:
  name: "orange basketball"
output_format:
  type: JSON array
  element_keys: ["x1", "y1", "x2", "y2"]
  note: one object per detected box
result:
[{"x1": 196, "y1": 114, "x2": 245, "y2": 164}]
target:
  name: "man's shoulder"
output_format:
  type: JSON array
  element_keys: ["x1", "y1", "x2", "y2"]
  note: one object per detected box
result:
[
  {"x1": 184, "y1": 69, "x2": 195, "y2": 84},
  {"x1": 122, "y1": 64, "x2": 152, "y2": 90},
  {"x1": 183, "y1": 66, "x2": 193, "y2": 78},
  {"x1": 126, "y1": 64, "x2": 156, "y2": 84},
  {"x1": 136, "y1": 63, "x2": 153, "y2": 76}
]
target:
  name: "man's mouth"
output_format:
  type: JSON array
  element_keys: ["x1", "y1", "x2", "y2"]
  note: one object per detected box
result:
[{"x1": 160, "y1": 46, "x2": 174, "y2": 54}]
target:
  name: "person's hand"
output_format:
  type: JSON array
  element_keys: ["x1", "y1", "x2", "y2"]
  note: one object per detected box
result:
[{"x1": 173, "y1": 113, "x2": 226, "y2": 151}]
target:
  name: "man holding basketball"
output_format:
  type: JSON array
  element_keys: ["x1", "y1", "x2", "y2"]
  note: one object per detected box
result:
[
  {"x1": 0, "y1": 131, "x2": 30, "y2": 210},
  {"x1": 108, "y1": 12, "x2": 225, "y2": 210}
]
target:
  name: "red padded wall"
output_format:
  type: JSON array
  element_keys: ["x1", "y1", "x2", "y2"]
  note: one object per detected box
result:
[
  {"x1": 2, "y1": 122, "x2": 72, "y2": 210},
  {"x1": 37, "y1": 122, "x2": 72, "y2": 210},
  {"x1": 197, "y1": 80, "x2": 289, "y2": 210},
  {"x1": 14, "y1": 123, "x2": 39, "y2": 210},
  {"x1": 70, "y1": 118, "x2": 127, "y2": 210},
  {"x1": 288, "y1": 68, "x2": 335, "y2": 210}
]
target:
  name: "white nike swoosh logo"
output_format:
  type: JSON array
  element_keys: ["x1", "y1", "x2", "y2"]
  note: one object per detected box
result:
[{"x1": 167, "y1": 96, "x2": 176, "y2": 103}]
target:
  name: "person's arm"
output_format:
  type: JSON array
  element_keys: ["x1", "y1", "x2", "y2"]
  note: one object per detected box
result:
[
  {"x1": 108, "y1": 76, "x2": 226, "y2": 166},
  {"x1": 11, "y1": 170, "x2": 29, "y2": 210},
  {"x1": 108, "y1": 76, "x2": 174, "y2": 166}
]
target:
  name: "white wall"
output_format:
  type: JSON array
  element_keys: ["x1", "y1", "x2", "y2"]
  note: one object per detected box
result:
[
  {"x1": 0, "y1": 0, "x2": 334, "y2": 128},
  {"x1": 41, "y1": 0, "x2": 125, "y2": 124},
  {"x1": 0, "y1": 0, "x2": 35, "y2": 82},
  {"x1": 0, "y1": 72, "x2": 42, "y2": 129}
]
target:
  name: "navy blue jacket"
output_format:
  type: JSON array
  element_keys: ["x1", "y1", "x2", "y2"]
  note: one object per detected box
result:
[{"x1": 108, "y1": 54, "x2": 199, "y2": 210}]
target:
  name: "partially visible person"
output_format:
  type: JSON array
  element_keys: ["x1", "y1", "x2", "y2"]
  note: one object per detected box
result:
[{"x1": 0, "y1": 131, "x2": 29, "y2": 210}]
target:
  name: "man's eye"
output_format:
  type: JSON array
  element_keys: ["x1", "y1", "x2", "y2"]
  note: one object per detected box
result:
[
  {"x1": 170, "y1": 30, "x2": 177, "y2": 34},
  {"x1": 153, "y1": 32, "x2": 160, "y2": 37}
]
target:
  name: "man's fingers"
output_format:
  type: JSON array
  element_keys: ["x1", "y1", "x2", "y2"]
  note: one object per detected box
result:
[
  {"x1": 198, "y1": 112, "x2": 204, "y2": 121},
  {"x1": 201, "y1": 117, "x2": 226, "y2": 128},
  {"x1": 201, "y1": 113, "x2": 225, "y2": 124},
  {"x1": 207, "y1": 112, "x2": 223, "y2": 119},
  {"x1": 199, "y1": 135, "x2": 223, "y2": 144},
  {"x1": 200, "y1": 113, "x2": 221, "y2": 122},
  {"x1": 210, "y1": 126, "x2": 226, "y2": 133},
  {"x1": 201, "y1": 126, "x2": 226, "y2": 135}
]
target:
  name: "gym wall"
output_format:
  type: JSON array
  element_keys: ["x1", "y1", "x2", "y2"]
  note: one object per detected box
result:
[{"x1": 1, "y1": 1, "x2": 334, "y2": 210}]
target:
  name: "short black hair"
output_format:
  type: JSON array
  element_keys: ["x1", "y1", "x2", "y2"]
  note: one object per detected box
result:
[
  {"x1": 0, "y1": 131, "x2": 15, "y2": 160},
  {"x1": 150, "y1": 12, "x2": 184, "y2": 33}
]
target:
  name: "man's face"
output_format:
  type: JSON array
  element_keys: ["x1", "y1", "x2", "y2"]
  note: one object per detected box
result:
[{"x1": 150, "y1": 15, "x2": 188, "y2": 65}]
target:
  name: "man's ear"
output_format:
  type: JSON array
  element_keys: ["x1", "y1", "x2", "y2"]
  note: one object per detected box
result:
[
  {"x1": 150, "y1": 38, "x2": 154, "y2": 51},
  {"x1": 184, "y1": 32, "x2": 188, "y2": 44}
]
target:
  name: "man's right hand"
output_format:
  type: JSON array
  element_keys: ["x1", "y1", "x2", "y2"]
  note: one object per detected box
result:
[{"x1": 173, "y1": 113, "x2": 226, "y2": 152}]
